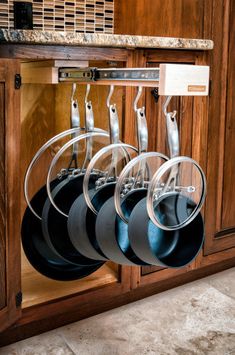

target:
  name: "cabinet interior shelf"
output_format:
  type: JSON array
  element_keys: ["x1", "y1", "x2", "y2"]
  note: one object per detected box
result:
[{"x1": 22, "y1": 251, "x2": 118, "y2": 309}]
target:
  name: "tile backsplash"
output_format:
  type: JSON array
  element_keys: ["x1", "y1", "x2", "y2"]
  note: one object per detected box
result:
[{"x1": 0, "y1": 0, "x2": 114, "y2": 33}]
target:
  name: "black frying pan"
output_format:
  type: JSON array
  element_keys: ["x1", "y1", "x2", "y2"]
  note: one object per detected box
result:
[
  {"x1": 41, "y1": 172, "x2": 107, "y2": 265},
  {"x1": 95, "y1": 190, "x2": 149, "y2": 265},
  {"x1": 68, "y1": 181, "x2": 116, "y2": 261},
  {"x1": 21, "y1": 179, "x2": 103, "y2": 281},
  {"x1": 42, "y1": 131, "x2": 110, "y2": 265},
  {"x1": 67, "y1": 102, "x2": 133, "y2": 261}
]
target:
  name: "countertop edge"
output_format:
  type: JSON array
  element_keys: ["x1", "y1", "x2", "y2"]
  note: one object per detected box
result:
[{"x1": 0, "y1": 30, "x2": 214, "y2": 51}]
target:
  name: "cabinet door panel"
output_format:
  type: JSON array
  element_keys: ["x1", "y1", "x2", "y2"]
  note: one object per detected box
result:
[
  {"x1": 0, "y1": 60, "x2": 21, "y2": 332},
  {"x1": 0, "y1": 82, "x2": 6, "y2": 311},
  {"x1": 115, "y1": 0, "x2": 205, "y2": 39},
  {"x1": 204, "y1": 0, "x2": 235, "y2": 254},
  {"x1": 221, "y1": 1, "x2": 235, "y2": 230}
]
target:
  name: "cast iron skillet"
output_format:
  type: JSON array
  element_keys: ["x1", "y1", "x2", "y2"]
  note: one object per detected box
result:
[
  {"x1": 127, "y1": 194, "x2": 204, "y2": 267},
  {"x1": 21, "y1": 179, "x2": 103, "y2": 281}
]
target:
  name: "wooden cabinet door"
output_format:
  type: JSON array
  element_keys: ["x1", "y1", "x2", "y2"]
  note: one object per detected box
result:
[
  {"x1": 0, "y1": 59, "x2": 21, "y2": 332},
  {"x1": 204, "y1": 0, "x2": 235, "y2": 255}
]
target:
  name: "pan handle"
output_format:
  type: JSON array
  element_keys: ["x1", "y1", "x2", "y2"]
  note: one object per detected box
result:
[
  {"x1": 68, "y1": 83, "x2": 80, "y2": 169},
  {"x1": 106, "y1": 85, "x2": 120, "y2": 180},
  {"x1": 83, "y1": 143, "x2": 138, "y2": 214},
  {"x1": 105, "y1": 103, "x2": 120, "y2": 180},
  {"x1": 46, "y1": 131, "x2": 110, "y2": 218},
  {"x1": 114, "y1": 152, "x2": 169, "y2": 223},
  {"x1": 133, "y1": 87, "x2": 149, "y2": 188},
  {"x1": 161, "y1": 96, "x2": 180, "y2": 194},
  {"x1": 82, "y1": 84, "x2": 95, "y2": 169}
]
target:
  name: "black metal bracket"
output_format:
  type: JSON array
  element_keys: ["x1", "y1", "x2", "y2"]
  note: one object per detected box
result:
[
  {"x1": 151, "y1": 87, "x2": 160, "y2": 103},
  {"x1": 15, "y1": 74, "x2": 22, "y2": 89},
  {"x1": 15, "y1": 291, "x2": 22, "y2": 307}
]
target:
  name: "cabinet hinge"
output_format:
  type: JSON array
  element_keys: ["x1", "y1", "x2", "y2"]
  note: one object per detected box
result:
[
  {"x1": 15, "y1": 291, "x2": 22, "y2": 308},
  {"x1": 151, "y1": 87, "x2": 159, "y2": 103},
  {"x1": 15, "y1": 74, "x2": 22, "y2": 89}
]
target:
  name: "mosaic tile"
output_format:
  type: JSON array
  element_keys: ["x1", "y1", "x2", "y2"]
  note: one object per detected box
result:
[{"x1": 0, "y1": 0, "x2": 113, "y2": 32}]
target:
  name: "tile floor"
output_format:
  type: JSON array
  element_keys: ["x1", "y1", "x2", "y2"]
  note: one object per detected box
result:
[{"x1": 0, "y1": 267, "x2": 235, "y2": 355}]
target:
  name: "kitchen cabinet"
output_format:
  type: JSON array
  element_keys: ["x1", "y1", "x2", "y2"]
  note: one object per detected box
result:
[
  {"x1": 0, "y1": 33, "x2": 234, "y2": 346},
  {"x1": 0, "y1": 59, "x2": 21, "y2": 332},
  {"x1": 203, "y1": 0, "x2": 235, "y2": 255}
]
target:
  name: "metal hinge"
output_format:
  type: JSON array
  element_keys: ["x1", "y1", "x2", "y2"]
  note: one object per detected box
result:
[
  {"x1": 151, "y1": 87, "x2": 160, "y2": 103},
  {"x1": 15, "y1": 74, "x2": 22, "y2": 89},
  {"x1": 15, "y1": 291, "x2": 22, "y2": 307}
]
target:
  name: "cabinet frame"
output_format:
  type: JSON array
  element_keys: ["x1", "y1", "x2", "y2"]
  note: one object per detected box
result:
[
  {"x1": 0, "y1": 59, "x2": 21, "y2": 333},
  {"x1": 0, "y1": 44, "x2": 234, "y2": 347}
]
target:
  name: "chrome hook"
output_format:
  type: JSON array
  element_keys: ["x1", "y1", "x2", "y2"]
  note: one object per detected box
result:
[
  {"x1": 71, "y1": 83, "x2": 77, "y2": 103},
  {"x1": 106, "y1": 85, "x2": 114, "y2": 108},
  {"x1": 163, "y1": 95, "x2": 177, "y2": 118},
  {"x1": 134, "y1": 86, "x2": 143, "y2": 112},
  {"x1": 85, "y1": 84, "x2": 91, "y2": 105}
]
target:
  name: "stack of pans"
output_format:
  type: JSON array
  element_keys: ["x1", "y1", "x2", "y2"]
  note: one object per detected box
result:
[{"x1": 21, "y1": 85, "x2": 206, "y2": 281}]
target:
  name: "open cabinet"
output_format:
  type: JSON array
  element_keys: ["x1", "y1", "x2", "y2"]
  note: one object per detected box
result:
[
  {"x1": 0, "y1": 42, "x2": 234, "y2": 346},
  {"x1": 0, "y1": 48, "x2": 135, "y2": 344},
  {"x1": 20, "y1": 61, "x2": 127, "y2": 309}
]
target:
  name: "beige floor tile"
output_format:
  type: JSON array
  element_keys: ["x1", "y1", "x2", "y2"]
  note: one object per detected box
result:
[
  {"x1": 0, "y1": 269, "x2": 235, "y2": 355},
  {"x1": 204, "y1": 267, "x2": 235, "y2": 300}
]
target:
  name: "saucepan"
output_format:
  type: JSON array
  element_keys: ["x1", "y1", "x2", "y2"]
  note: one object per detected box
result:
[{"x1": 128, "y1": 96, "x2": 206, "y2": 268}]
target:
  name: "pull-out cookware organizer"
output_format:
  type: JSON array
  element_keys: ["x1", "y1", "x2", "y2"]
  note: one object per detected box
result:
[{"x1": 21, "y1": 63, "x2": 210, "y2": 281}]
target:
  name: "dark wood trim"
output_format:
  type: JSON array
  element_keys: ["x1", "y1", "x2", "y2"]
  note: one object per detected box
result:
[
  {"x1": 0, "y1": 45, "x2": 129, "y2": 61},
  {"x1": 145, "y1": 49, "x2": 200, "y2": 63}
]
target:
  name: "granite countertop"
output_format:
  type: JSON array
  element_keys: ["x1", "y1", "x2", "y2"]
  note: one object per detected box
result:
[{"x1": 0, "y1": 30, "x2": 213, "y2": 50}]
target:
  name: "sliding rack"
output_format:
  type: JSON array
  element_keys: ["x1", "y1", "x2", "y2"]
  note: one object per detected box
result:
[
  {"x1": 58, "y1": 64, "x2": 210, "y2": 96},
  {"x1": 59, "y1": 67, "x2": 160, "y2": 87}
]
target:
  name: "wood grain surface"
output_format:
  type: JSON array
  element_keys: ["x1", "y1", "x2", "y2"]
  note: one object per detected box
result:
[
  {"x1": 115, "y1": 0, "x2": 205, "y2": 38},
  {"x1": 0, "y1": 82, "x2": 6, "y2": 311}
]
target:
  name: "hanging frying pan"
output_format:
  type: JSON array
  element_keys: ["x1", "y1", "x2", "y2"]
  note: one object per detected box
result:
[
  {"x1": 128, "y1": 96, "x2": 206, "y2": 268},
  {"x1": 95, "y1": 87, "x2": 168, "y2": 265},
  {"x1": 68, "y1": 142, "x2": 137, "y2": 261},
  {"x1": 67, "y1": 85, "x2": 134, "y2": 261},
  {"x1": 22, "y1": 179, "x2": 103, "y2": 280},
  {"x1": 43, "y1": 86, "x2": 111, "y2": 265},
  {"x1": 21, "y1": 85, "x2": 104, "y2": 279}
]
